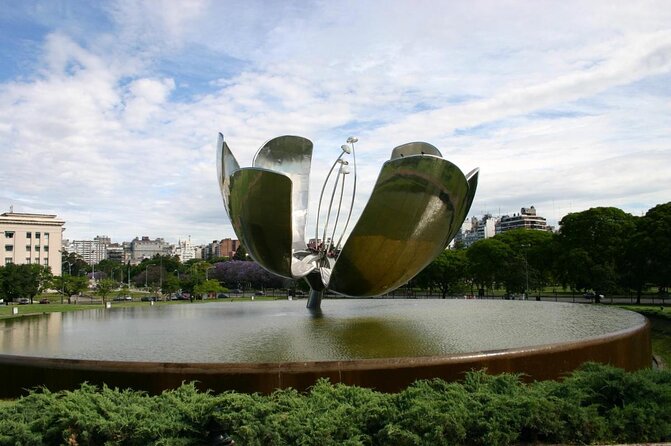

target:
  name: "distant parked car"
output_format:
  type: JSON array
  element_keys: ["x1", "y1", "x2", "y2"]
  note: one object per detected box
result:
[
  {"x1": 39, "y1": 298, "x2": 50, "y2": 304},
  {"x1": 18, "y1": 298, "x2": 30, "y2": 305},
  {"x1": 217, "y1": 293, "x2": 230, "y2": 299},
  {"x1": 254, "y1": 291, "x2": 265, "y2": 296},
  {"x1": 141, "y1": 296, "x2": 157, "y2": 302},
  {"x1": 113, "y1": 295, "x2": 132, "y2": 301}
]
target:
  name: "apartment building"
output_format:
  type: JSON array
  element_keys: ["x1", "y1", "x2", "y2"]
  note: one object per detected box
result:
[
  {"x1": 130, "y1": 236, "x2": 171, "y2": 263},
  {"x1": 0, "y1": 212, "x2": 65, "y2": 275},
  {"x1": 219, "y1": 238, "x2": 240, "y2": 258},
  {"x1": 495, "y1": 206, "x2": 551, "y2": 234}
]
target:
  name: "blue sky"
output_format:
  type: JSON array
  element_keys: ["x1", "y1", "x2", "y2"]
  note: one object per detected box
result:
[{"x1": 1, "y1": 0, "x2": 670, "y2": 244}]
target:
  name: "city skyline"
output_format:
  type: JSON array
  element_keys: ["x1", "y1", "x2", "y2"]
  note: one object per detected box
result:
[{"x1": 1, "y1": 1, "x2": 670, "y2": 244}]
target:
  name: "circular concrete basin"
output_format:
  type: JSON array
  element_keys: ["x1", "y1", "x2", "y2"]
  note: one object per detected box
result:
[{"x1": 0, "y1": 300, "x2": 651, "y2": 396}]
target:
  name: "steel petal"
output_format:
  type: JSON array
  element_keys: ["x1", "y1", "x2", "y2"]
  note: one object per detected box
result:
[
  {"x1": 328, "y1": 155, "x2": 469, "y2": 296},
  {"x1": 253, "y1": 135, "x2": 313, "y2": 252},
  {"x1": 228, "y1": 168, "x2": 293, "y2": 278},
  {"x1": 216, "y1": 133, "x2": 241, "y2": 220},
  {"x1": 390, "y1": 142, "x2": 442, "y2": 160}
]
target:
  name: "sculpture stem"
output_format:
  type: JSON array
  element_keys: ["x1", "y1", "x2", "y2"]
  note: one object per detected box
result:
[
  {"x1": 306, "y1": 289, "x2": 324, "y2": 310},
  {"x1": 304, "y1": 270, "x2": 326, "y2": 310}
]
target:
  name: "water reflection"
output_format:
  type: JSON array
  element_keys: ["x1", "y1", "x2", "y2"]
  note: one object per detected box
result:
[{"x1": 0, "y1": 300, "x2": 645, "y2": 363}]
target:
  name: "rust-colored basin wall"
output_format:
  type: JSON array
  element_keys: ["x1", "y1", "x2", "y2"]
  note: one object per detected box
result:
[{"x1": 0, "y1": 319, "x2": 650, "y2": 397}]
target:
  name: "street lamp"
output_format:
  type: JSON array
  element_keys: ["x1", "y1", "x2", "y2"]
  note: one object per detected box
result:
[
  {"x1": 61, "y1": 261, "x2": 72, "y2": 304},
  {"x1": 91, "y1": 250, "x2": 96, "y2": 285}
]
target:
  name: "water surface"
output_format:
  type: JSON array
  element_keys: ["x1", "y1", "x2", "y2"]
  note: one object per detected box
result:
[{"x1": 0, "y1": 300, "x2": 645, "y2": 362}]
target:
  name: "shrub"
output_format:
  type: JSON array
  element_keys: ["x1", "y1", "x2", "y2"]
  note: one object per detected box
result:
[{"x1": 1, "y1": 364, "x2": 670, "y2": 445}]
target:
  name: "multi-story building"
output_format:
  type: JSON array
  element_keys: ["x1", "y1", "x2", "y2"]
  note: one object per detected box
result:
[
  {"x1": 65, "y1": 238, "x2": 106, "y2": 264},
  {"x1": 173, "y1": 237, "x2": 196, "y2": 262},
  {"x1": 0, "y1": 211, "x2": 65, "y2": 275},
  {"x1": 455, "y1": 214, "x2": 498, "y2": 247},
  {"x1": 219, "y1": 238, "x2": 240, "y2": 258},
  {"x1": 130, "y1": 236, "x2": 171, "y2": 263},
  {"x1": 495, "y1": 206, "x2": 551, "y2": 234},
  {"x1": 106, "y1": 243, "x2": 125, "y2": 263}
]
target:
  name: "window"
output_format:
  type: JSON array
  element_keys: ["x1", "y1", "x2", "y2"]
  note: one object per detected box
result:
[
  {"x1": 4, "y1": 245, "x2": 12, "y2": 252},
  {"x1": 43, "y1": 258, "x2": 48, "y2": 266},
  {"x1": 44, "y1": 233, "x2": 49, "y2": 241},
  {"x1": 34, "y1": 258, "x2": 39, "y2": 265},
  {"x1": 35, "y1": 245, "x2": 40, "y2": 251},
  {"x1": 26, "y1": 245, "x2": 31, "y2": 251},
  {"x1": 5, "y1": 258, "x2": 12, "y2": 265},
  {"x1": 26, "y1": 258, "x2": 31, "y2": 264},
  {"x1": 35, "y1": 232, "x2": 40, "y2": 239},
  {"x1": 4, "y1": 231, "x2": 13, "y2": 238},
  {"x1": 44, "y1": 246, "x2": 49, "y2": 252},
  {"x1": 26, "y1": 232, "x2": 32, "y2": 238}
]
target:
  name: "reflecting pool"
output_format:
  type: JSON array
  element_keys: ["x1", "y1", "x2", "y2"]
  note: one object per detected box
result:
[{"x1": 0, "y1": 300, "x2": 645, "y2": 363}]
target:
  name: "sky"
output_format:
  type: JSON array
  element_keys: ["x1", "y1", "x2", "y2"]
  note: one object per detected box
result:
[{"x1": 1, "y1": 0, "x2": 670, "y2": 245}]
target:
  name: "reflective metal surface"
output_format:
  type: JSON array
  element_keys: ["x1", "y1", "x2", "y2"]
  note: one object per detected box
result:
[
  {"x1": 328, "y1": 155, "x2": 469, "y2": 296},
  {"x1": 218, "y1": 135, "x2": 478, "y2": 306},
  {"x1": 216, "y1": 133, "x2": 240, "y2": 221},
  {"x1": 228, "y1": 168, "x2": 293, "y2": 278},
  {"x1": 390, "y1": 141, "x2": 442, "y2": 160},
  {"x1": 253, "y1": 136, "x2": 313, "y2": 254}
]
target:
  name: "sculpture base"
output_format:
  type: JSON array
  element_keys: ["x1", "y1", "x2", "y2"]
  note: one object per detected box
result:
[{"x1": 306, "y1": 289, "x2": 323, "y2": 310}]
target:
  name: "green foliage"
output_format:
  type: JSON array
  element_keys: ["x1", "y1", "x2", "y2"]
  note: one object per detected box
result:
[
  {"x1": 96, "y1": 278, "x2": 116, "y2": 303},
  {"x1": 193, "y1": 279, "x2": 224, "y2": 295},
  {"x1": 414, "y1": 250, "x2": 468, "y2": 298},
  {"x1": 0, "y1": 263, "x2": 52, "y2": 302},
  {"x1": 1, "y1": 364, "x2": 670, "y2": 445}
]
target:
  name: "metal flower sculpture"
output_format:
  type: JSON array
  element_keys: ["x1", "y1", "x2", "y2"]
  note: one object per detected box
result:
[{"x1": 217, "y1": 133, "x2": 478, "y2": 309}]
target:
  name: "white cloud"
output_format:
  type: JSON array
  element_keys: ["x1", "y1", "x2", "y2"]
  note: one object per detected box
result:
[{"x1": 0, "y1": 0, "x2": 670, "y2": 245}]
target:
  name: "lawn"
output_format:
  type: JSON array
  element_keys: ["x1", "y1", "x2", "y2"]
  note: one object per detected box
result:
[{"x1": 619, "y1": 305, "x2": 671, "y2": 367}]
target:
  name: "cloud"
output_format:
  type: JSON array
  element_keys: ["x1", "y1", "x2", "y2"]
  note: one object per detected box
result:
[{"x1": 0, "y1": 0, "x2": 670, "y2": 246}]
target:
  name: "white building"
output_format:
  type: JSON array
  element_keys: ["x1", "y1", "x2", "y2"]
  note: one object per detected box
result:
[
  {"x1": 455, "y1": 214, "x2": 498, "y2": 247},
  {"x1": 0, "y1": 211, "x2": 65, "y2": 275},
  {"x1": 172, "y1": 237, "x2": 196, "y2": 262},
  {"x1": 64, "y1": 237, "x2": 107, "y2": 264},
  {"x1": 495, "y1": 206, "x2": 551, "y2": 234}
]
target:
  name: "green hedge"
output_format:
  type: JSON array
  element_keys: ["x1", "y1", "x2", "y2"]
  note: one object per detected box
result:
[{"x1": 1, "y1": 363, "x2": 670, "y2": 445}]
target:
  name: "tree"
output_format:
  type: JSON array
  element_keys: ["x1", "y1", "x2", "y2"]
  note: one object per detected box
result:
[
  {"x1": 193, "y1": 279, "x2": 224, "y2": 297},
  {"x1": 161, "y1": 274, "x2": 181, "y2": 295},
  {"x1": 61, "y1": 251, "x2": 88, "y2": 277},
  {"x1": 495, "y1": 229, "x2": 557, "y2": 298},
  {"x1": 637, "y1": 202, "x2": 671, "y2": 293},
  {"x1": 466, "y1": 239, "x2": 513, "y2": 295},
  {"x1": 415, "y1": 250, "x2": 469, "y2": 298},
  {"x1": 232, "y1": 244, "x2": 249, "y2": 261},
  {"x1": 51, "y1": 274, "x2": 89, "y2": 303},
  {"x1": 96, "y1": 278, "x2": 116, "y2": 304},
  {"x1": 557, "y1": 207, "x2": 636, "y2": 295},
  {"x1": 0, "y1": 264, "x2": 52, "y2": 303}
]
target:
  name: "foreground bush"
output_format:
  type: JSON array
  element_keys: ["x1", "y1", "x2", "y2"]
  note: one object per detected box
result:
[{"x1": 1, "y1": 363, "x2": 670, "y2": 445}]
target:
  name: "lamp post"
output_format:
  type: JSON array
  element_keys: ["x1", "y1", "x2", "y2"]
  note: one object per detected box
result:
[
  {"x1": 91, "y1": 250, "x2": 96, "y2": 286},
  {"x1": 61, "y1": 261, "x2": 71, "y2": 304}
]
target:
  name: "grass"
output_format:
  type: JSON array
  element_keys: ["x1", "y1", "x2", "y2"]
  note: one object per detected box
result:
[
  {"x1": 619, "y1": 305, "x2": 671, "y2": 367},
  {"x1": 0, "y1": 294, "x2": 294, "y2": 319}
]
